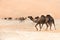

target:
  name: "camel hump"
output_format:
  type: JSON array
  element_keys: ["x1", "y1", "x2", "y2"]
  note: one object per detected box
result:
[
  {"x1": 46, "y1": 14, "x2": 55, "y2": 24},
  {"x1": 35, "y1": 16, "x2": 39, "y2": 19},
  {"x1": 46, "y1": 15, "x2": 54, "y2": 21},
  {"x1": 40, "y1": 15, "x2": 46, "y2": 21}
]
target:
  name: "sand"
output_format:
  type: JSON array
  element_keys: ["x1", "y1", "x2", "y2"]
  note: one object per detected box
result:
[{"x1": 0, "y1": 19, "x2": 60, "y2": 40}]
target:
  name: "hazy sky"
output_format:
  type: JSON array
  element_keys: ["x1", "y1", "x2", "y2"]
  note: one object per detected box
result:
[{"x1": 0, "y1": 0, "x2": 60, "y2": 19}]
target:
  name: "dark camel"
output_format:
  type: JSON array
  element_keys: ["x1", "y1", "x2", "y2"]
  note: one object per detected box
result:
[
  {"x1": 35, "y1": 15, "x2": 46, "y2": 31},
  {"x1": 4, "y1": 18, "x2": 7, "y2": 20},
  {"x1": 28, "y1": 15, "x2": 56, "y2": 31},
  {"x1": 3, "y1": 17, "x2": 12, "y2": 20},
  {"x1": 8, "y1": 17, "x2": 12, "y2": 20},
  {"x1": 15, "y1": 17, "x2": 27, "y2": 21},
  {"x1": 35, "y1": 15, "x2": 56, "y2": 31},
  {"x1": 45, "y1": 15, "x2": 56, "y2": 30},
  {"x1": 18, "y1": 17, "x2": 27, "y2": 21},
  {"x1": 28, "y1": 15, "x2": 45, "y2": 31}
]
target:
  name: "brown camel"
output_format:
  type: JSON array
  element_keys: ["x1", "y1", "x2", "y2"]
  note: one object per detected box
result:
[
  {"x1": 28, "y1": 15, "x2": 44, "y2": 31},
  {"x1": 8, "y1": 17, "x2": 12, "y2": 20},
  {"x1": 45, "y1": 14, "x2": 56, "y2": 30},
  {"x1": 35, "y1": 15, "x2": 46, "y2": 31},
  {"x1": 15, "y1": 17, "x2": 27, "y2": 21},
  {"x1": 28, "y1": 15, "x2": 56, "y2": 31}
]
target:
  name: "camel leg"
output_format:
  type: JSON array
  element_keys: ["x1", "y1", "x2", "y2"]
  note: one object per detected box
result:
[
  {"x1": 53, "y1": 22, "x2": 56, "y2": 30},
  {"x1": 42, "y1": 24, "x2": 44, "y2": 27},
  {"x1": 50, "y1": 23, "x2": 52, "y2": 30},
  {"x1": 35, "y1": 23, "x2": 38, "y2": 31},
  {"x1": 52, "y1": 20, "x2": 56, "y2": 30},
  {"x1": 45, "y1": 23, "x2": 49, "y2": 31},
  {"x1": 54, "y1": 24, "x2": 56, "y2": 30},
  {"x1": 39, "y1": 24, "x2": 44, "y2": 31},
  {"x1": 39, "y1": 24, "x2": 42, "y2": 31}
]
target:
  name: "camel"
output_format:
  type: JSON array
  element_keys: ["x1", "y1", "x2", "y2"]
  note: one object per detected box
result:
[
  {"x1": 28, "y1": 16, "x2": 44, "y2": 31},
  {"x1": 18, "y1": 17, "x2": 27, "y2": 21},
  {"x1": 8, "y1": 17, "x2": 12, "y2": 20},
  {"x1": 28, "y1": 15, "x2": 56, "y2": 31},
  {"x1": 45, "y1": 15, "x2": 56, "y2": 30},
  {"x1": 4, "y1": 18, "x2": 7, "y2": 20},
  {"x1": 35, "y1": 15, "x2": 56, "y2": 31},
  {"x1": 3, "y1": 17, "x2": 12, "y2": 20},
  {"x1": 14, "y1": 17, "x2": 27, "y2": 21},
  {"x1": 35, "y1": 15, "x2": 46, "y2": 31}
]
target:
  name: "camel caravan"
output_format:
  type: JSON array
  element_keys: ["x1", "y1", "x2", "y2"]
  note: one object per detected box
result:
[
  {"x1": 28, "y1": 15, "x2": 56, "y2": 31},
  {"x1": 1, "y1": 14, "x2": 56, "y2": 31}
]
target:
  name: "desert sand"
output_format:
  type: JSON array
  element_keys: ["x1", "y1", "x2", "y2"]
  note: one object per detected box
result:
[{"x1": 0, "y1": 19, "x2": 60, "y2": 40}]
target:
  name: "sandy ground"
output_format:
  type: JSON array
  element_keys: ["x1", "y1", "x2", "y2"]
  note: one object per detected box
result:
[
  {"x1": 0, "y1": 19, "x2": 60, "y2": 40},
  {"x1": 0, "y1": 31, "x2": 60, "y2": 40}
]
